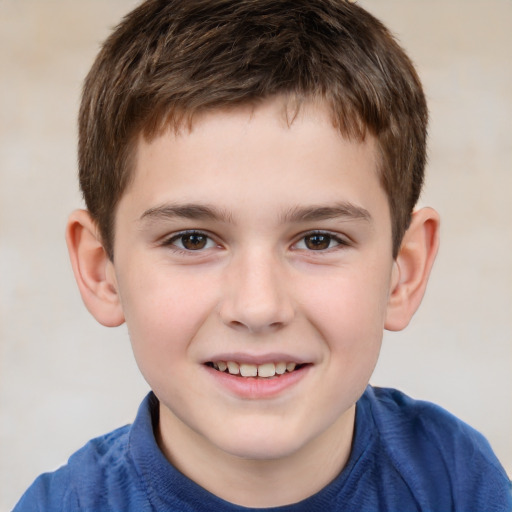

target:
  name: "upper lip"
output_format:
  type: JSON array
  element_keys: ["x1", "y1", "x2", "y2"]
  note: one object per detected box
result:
[{"x1": 203, "y1": 352, "x2": 311, "y2": 365}]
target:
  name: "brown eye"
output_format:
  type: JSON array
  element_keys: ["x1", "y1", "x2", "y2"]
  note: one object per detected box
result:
[
  {"x1": 180, "y1": 233, "x2": 209, "y2": 250},
  {"x1": 166, "y1": 231, "x2": 217, "y2": 253},
  {"x1": 304, "y1": 234, "x2": 332, "y2": 250}
]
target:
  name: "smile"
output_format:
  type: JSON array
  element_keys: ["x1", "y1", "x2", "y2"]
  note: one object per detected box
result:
[{"x1": 207, "y1": 361, "x2": 304, "y2": 378}]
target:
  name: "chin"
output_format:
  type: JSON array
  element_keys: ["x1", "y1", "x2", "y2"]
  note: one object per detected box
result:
[{"x1": 212, "y1": 423, "x2": 313, "y2": 462}]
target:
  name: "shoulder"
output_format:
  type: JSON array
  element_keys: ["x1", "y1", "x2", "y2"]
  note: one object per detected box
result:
[
  {"x1": 365, "y1": 386, "x2": 502, "y2": 468},
  {"x1": 13, "y1": 424, "x2": 133, "y2": 511},
  {"x1": 361, "y1": 386, "x2": 512, "y2": 511},
  {"x1": 13, "y1": 393, "x2": 161, "y2": 511}
]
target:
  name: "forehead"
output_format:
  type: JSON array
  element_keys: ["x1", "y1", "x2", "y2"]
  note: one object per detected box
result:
[{"x1": 120, "y1": 98, "x2": 386, "y2": 226}]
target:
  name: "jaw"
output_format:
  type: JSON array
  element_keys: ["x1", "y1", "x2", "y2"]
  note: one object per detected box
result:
[{"x1": 156, "y1": 386, "x2": 357, "y2": 507}]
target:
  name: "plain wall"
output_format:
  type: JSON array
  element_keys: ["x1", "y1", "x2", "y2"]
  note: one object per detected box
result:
[{"x1": 1, "y1": 1, "x2": 510, "y2": 510}]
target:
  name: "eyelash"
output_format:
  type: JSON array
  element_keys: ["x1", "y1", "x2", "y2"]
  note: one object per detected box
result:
[
  {"x1": 162, "y1": 230, "x2": 218, "y2": 253},
  {"x1": 161, "y1": 230, "x2": 350, "y2": 254},
  {"x1": 293, "y1": 230, "x2": 350, "y2": 252}
]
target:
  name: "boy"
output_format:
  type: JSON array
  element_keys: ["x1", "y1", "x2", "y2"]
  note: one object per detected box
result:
[{"x1": 14, "y1": 0, "x2": 511, "y2": 510}]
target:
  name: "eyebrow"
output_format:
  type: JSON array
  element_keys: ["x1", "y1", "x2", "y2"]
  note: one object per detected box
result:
[
  {"x1": 140, "y1": 203, "x2": 233, "y2": 223},
  {"x1": 280, "y1": 202, "x2": 372, "y2": 224},
  {"x1": 139, "y1": 201, "x2": 371, "y2": 225}
]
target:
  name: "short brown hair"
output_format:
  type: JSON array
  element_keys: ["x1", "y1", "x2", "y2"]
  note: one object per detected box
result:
[{"x1": 79, "y1": 0, "x2": 427, "y2": 259}]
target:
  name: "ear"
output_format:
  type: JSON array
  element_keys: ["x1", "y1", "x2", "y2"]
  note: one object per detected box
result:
[
  {"x1": 66, "y1": 209, "x2": 125, "y2": 327},
  {"x1": 385, "y1": 207, "x2": 440, "y2": 331}
]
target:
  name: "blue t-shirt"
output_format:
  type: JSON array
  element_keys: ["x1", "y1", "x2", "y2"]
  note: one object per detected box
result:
[{"x1": 14, "y1": 386, "x2": 511, "y2": 511}]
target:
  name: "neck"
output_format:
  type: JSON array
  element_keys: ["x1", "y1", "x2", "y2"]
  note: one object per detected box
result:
[{"x1": 156, "y1": 404, "x2": 355, "y2": 508}]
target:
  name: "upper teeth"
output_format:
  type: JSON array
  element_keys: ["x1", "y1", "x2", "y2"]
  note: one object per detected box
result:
[{"x1": 213, "y1": 361, "x2": 297, "y2": 378}]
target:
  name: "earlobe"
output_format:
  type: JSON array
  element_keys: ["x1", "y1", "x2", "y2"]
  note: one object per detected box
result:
[
  {"x1": 66, "y1": 209, "x2": 125, "y2": 327},
  {"x1": 385, "y1": 207, "x2": 440, "y2": 331}
]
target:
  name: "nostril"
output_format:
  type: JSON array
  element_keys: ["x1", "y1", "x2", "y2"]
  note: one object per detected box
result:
[{"x1": 228, "y1": 319, "x2": 286, "y2": 333}]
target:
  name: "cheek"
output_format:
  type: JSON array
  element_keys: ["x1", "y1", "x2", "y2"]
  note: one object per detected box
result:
[
  {"x1": 306, "y1": 271, "x2": 388, "y2": 329},
  {"x1": 305, "y1": 269, "x2": 390, "y2": 408},
  {"x1": 117, "y1": 266, "x2": 219, "y2": 375},
  {"x1": 301, "y1": 265, "x2": 391, "y2": 351}
]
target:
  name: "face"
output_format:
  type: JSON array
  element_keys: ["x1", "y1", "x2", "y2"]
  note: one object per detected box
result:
[{"x1": 111, "y1": 99, "x2": 397, "y2": 464}]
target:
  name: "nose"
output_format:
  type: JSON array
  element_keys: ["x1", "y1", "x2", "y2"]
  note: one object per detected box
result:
[{"x1": 219, "y1": 250, "x2": 295, "y2": 333}]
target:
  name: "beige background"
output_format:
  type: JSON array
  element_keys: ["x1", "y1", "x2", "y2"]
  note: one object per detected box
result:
[{"x1": 1, "y1": 0, "x2": 510, "y2": 509}]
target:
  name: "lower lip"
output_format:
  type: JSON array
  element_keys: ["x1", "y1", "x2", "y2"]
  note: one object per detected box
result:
[{"x1": 203, "y1": 365, "x2": 311, "y2": 399}]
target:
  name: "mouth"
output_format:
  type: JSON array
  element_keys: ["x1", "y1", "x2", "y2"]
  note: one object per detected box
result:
[{"x1": 205, "y1": 360, "x2": 308, "y2": 378}]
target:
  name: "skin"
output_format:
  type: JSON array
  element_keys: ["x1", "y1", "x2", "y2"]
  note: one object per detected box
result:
[{"x1": 67, "y1": 98, "x2": 439, "y2": 507}]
